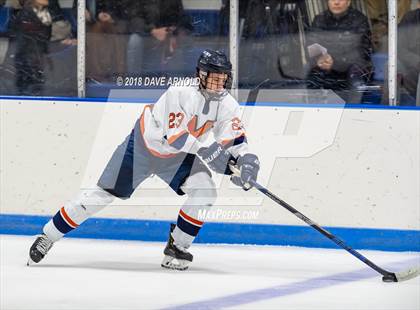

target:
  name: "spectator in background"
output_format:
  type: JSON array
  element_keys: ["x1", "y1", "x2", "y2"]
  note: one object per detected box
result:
[
  {"x1": 306, "y1": 0, "x2": 373, "y2": 103},
  {"x1": 6, "y1": 0, "x2": 72, "y2": 42},
  {"x1": 366, "y1": 0, "x2": 411, "y2": 24},
  {"x1": 12, "y1": 0, "x2": 52, "y2": 95},
  {"x1": 366, "y1": 0, "x2": 412, "y2": 53},
  {"x1": 240, "y1": 0, "x2": 309, "y2": 84},
  {"x1": 124, "y1": 1, "x2": 146, "y2": 75},
  {"x1": 242, "y1": 0, "x2": 283, "y2": 39},
  {"x1": 86, "y1": 0, "x2": 129, "y2": 82},
  {"x1": 72, "y1": 0, "x2": 96, "y2": 31},
  {"x1": 219, "y1": 0, "x2": 250, "y2": 36},
  {"x1": 398, "y1": 0, "x2": 420, "y2": 103},
  {"x1": 6, "y1": 0, "x2": 24, "y2": 9},
  {"x1": 123, "y1": 0, "x2": 191, "y2": 75},
  {"x1": 48, "y1": 0, "x2": 74, "y2": 44}
]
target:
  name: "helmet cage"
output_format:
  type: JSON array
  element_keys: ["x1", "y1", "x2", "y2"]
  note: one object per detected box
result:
[
  {"x1": 197, "y1": 67, "x2": 232, "y2": 100},
  {"x1": 196, "y1": 49, "x2": 233, "y2": 100}
]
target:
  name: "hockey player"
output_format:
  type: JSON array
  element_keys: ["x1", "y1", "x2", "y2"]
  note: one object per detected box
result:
[{"x1": 28, "y1": 49, "x2": 260, "y2": 270}]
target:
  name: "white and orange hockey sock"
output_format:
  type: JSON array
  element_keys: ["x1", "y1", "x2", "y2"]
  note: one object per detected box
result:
[
  {"x1": 173, "y1": 172, "x2": 217, "y2": 249},
  {"x1": 43, "y1": 186, "x2": 115, "y2": 242}
]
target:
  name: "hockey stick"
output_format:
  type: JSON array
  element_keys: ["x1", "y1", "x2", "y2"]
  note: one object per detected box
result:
[
  {"x1": 229, "y1": 166, "x2": 419, "y2": 282},
  {"x1": 244, "y1": 79, "x2": 270, "y2": 105}
]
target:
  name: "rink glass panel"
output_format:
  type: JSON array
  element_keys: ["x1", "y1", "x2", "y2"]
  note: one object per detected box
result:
[
  {"x1": 0, "y1": 1, "x2": 417, "y2": 106},
  {"x1": 229, "y1": 0, "x2": 391, "y2": 105},
  {"x1": 396, "y1": 2, "x2": 420, "y2": 106},
  {"x1": 84, "y1": 0, "x2": 229, "y2": 98},
  {"x1": 0, "y1": 0, "x2": 78, "y2": 97},
  {"x1": 82, "y1": 0, "x2": 390, "y2": 105}
]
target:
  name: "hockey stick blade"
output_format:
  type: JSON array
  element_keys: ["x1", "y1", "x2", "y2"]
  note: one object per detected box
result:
[
  {"x1": 392, "y1": 266, "x2": 419, "y2": 282},
  {"x1": 235, "y1": 175, "x2": 420, "y2": 283},
  {"x1": 382, "y1": 266, "x2": 419, "y2": 282}
]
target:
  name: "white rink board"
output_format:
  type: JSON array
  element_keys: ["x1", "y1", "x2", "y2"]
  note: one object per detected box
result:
[{"x1": 0, "y1": 98, "x2": 419, "y2": 230}]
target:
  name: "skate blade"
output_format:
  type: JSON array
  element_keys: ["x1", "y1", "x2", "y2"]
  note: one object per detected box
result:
[
  {"x1": 27, "y1": 258, "x2": 36, "y2": 266},
  {"x1": 161, "y1": 255, "x2": 190, "y2": 271}
]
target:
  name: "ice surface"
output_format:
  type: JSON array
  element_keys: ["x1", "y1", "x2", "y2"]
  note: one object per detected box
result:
[{"x1": 1, "y1": 235, "x2": 419, "y2": 310}]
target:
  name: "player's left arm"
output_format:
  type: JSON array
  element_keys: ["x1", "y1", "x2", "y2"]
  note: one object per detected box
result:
[{"x1": 213, "y1": 104, "x2": 260, "y2": 190}]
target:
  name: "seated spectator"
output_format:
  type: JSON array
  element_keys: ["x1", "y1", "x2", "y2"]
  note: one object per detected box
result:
[
  {"x1": 11, "y1": 0, "x2": 52, "y2": 95},
  {"x1": 218, "y1": 0, "x2": 240, "y2": 36},
  {"x1": 366, "y1": 0, "x2": 411, "y2": 24},
  {"x1": 5, "y1": 0, "x2": 23, "y2": 9},
  {"x1": 86, "y1": 0, "x2": 129, "y2": 82},
  {"x1": 71, "y1": 0, "x2": 96, "y2": 31},
  {"x1": 129, "y1": 0, "x2": 192, "y2": 74},
  {"x1": 48, "y1": 0, "x2": 73, "y2": 44},
  {"x1": 398, "y1": 1, "x2": 420, "y2": 103},
  {"x1": 242, "y1": 0, "x2": 283, "y2": 39},
  {"x1": 306, "y1": 0, "x2": 373, "y2": 103},
  {"x1": 238, "y1": 0, "x2": 310, "y2": 87},
  {"x1": 366, "y1": 0, "x2": 411, "y2": 53}
]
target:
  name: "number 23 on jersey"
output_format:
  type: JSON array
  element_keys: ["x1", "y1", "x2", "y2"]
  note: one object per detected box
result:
[{"x1": 168, "y1": 112, "x2": 185, "y2": 129}]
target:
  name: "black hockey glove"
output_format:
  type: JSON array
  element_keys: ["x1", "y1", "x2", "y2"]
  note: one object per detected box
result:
[
  {"x1": 231, "y1": 153, "x2": 260, "y2": 191},
  {"x1": 197, "y1": 142, "x2": 234, "y2": 175}
]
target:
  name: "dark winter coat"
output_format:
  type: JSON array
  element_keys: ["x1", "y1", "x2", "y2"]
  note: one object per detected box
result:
[
  {"x1": 13, "y1": 6, "x2": 51, "y2": 53},
  {"x1": 11, "y1": 5, "x2": 52, "y2": 94},
  {"x1": 125, "y1": 0, "x2": 191, "y2": 35},
  {"x1": 308, "y1": 7, "x2": 373, "y2": 75},
  {"x1": 48, "y1": 0, "x2": 65, "y2": 22},
  {"x1": 95, "y1": 0, "x2": 129, "y2": 21},
  {"x1": 12, "y1": 6, "x2": 51, "y2": 80},
  {"x1": 83, "y1": 0, "x2": 129, "y2": 81},
  {"x1": 242, "y1": 0, "x2": 308, "y2": 38}
]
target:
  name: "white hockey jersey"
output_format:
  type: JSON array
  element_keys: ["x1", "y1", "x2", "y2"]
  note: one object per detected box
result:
[{"x1": 139, "y1": 85, "x2": 248, "y2": 158}]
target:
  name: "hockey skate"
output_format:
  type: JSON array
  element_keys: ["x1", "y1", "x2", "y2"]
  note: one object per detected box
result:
[
  {"x1": 27, "y1": 234, "x2": 54, "y2": 265},
  {"x1": 161, "y1": 224, "x2": 193, "y2": 271}
]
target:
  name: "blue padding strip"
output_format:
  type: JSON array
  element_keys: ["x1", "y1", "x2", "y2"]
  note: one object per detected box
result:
[
  {"x1": 1, "y1": 214, "x2": 419, "y2": 252},
  {"x1": 1, "y1": 96, "x2": 419, "y2": 110}
]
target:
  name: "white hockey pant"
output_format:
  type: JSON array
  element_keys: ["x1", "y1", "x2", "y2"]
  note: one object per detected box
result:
[
  {"x1": 43, "y1": 186, "x2": 115, "y2": 242},
  {"x1": 172, "y1": 172, "x2": 217, "y2": 250}
]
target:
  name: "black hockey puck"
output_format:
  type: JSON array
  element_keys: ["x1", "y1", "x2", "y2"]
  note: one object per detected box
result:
[{"x1": 382, "y1": 273, "x2": 397, "y2": 282}]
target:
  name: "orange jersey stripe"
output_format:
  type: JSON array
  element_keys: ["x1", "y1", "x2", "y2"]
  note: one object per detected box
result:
[
  {"x1": 187, "y1": 116, "x2": 214, "y2": 138},
  {"x1": 167, "y1": 130, "x2": 188, "y2": 145},
  {"x1": 221, "y1": 133, "x2": 246, "y2": 146}
]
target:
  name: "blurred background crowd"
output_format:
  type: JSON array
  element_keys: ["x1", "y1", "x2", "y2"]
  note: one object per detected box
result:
[{"x1": 0, "y1": 0, "x2": 419, "y2": 105}]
